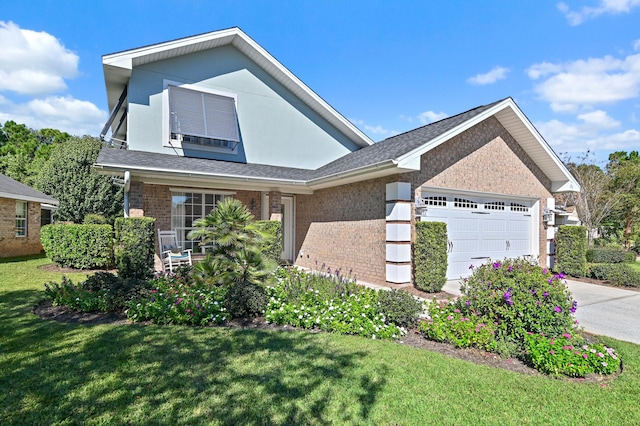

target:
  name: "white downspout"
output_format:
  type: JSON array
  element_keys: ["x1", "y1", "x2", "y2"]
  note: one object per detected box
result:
[{"x1": 123, "y1": 171, "x2": 131, "y2": 218}]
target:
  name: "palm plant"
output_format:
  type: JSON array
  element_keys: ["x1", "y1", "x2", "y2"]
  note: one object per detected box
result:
[{"x1": 187, "y1": 199, "x2": 275, "y2": 286}]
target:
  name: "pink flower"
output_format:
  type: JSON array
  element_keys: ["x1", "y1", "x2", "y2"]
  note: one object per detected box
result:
[
  {"x1": 602, "y1": 362, "x2": 608, "y2": 367},
  {"x1": 582, "y1": 354, "x2": 588, "y2": 359},
  {"x1": 562, "y1": 333, "x2": 571, "y2": 339},
  {"x1": 549, "y1": 350, "x2": 555, "y2": 355}
]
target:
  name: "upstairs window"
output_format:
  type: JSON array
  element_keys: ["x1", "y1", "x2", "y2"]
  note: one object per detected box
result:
[
  {"x1": 16, "y1": 201, "x2": 27, "y2": 237},
  {"x1": 165, "y1": 83, "x2": 240, "y2": 153}
]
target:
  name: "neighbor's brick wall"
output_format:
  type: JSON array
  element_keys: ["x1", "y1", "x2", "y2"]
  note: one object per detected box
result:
[
  {"x1": 402, "y1": 116, "x2": 554, "y2": 267},
  {"x1": 295, "y1": 176, "x2": 397, "y2": 285},
  {"x1": 0, "y1": 198, "x2": 43, "y2": 258}
]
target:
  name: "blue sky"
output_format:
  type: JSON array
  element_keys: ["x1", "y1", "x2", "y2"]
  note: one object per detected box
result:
[{"x1": 1, "y1": 0, "x2": 639, "y2": 165}]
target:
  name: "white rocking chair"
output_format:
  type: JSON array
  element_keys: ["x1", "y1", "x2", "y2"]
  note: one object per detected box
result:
[{"x1": 157, "y1": 230, "x2": 192, "y2": 273}]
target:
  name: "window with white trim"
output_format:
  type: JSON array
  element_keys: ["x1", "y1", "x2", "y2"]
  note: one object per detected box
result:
[
  {"x1": 171, "y1": 191, "x2": 233, "y2": 251},
  {"x1": 16, "y1": 201, "x2": 27, "y2": 237},
  {"x1": 165, "y1": 83, "x2": 240, "y2": 153}
]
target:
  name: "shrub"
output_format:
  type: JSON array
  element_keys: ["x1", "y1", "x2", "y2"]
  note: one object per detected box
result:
[
  {"x1": 460, "y1": 258, "x2": 578, "y2": 356},
  {"x1": 525, "y1": 332, "x2": 620, "y2": 377},
  {"x1": 414, "y1": 221, "x2": 448, "y2": 292},
  {"x1": 587, "y1": 247, "x2": 627, "y2": 264},
  {"x1": 83, "y1": 214, "x2": 108, "y2": 225},
  {"x1": 419, "y1": 299, "x2": 497, "y2": 351},
  {"x1": 113, "y1": 217, "x2": 156, "y2": 280},
  {"x1": 555, "y1": 226, "x2": 588, "y2": 277},
  {"x1": 256, "y1": 220, "x2": 282, "y2": 264},
  {"x1": 589, "y1": 263, "x2": 640, "y2": 287},
  {"x1": 377, "y1": 289, "x2": 423, "y2": 329},
  {"x1": 44, "y1": 272, "x2": 151, "y2": 312},
  {"x1": 125, "y1": 273, "x2": 228, "y2": 325},
  {"x1": 265, "y1": 268, "x2": 406, "y2": 339},
  {"x1": 225, "y1": 281, "x2": 268, "y2": 318},
  {"x1": 41, "y1": 223, "x2": 114, "y2": 269},
  {"x1": 624, "y1": 251, "x2": 636, "y2": 263}
]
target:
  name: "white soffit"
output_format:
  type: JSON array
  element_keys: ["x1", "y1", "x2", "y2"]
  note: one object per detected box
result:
[{"x1": 102, "y1": 27, "x2": 373, "y2": 149}]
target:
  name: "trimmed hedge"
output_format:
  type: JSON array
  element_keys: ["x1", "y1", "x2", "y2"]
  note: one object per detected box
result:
[
  {"x1": 41, "y1": 224, "x2": 114, "y2": 269},
  {"x1": 114, "y1": 217, "x2": 156, "y2": 280},
  {"x1": 586, "y1": 247, "x2": 626, "y2": 264},
  {"x1": 555, "y1": 226, "x2": 587, "y2": 277},
  {"x1": 589, "y1": 263, "x2": 640, "y2": 287},
  {"x1": 414, "y1": 221, "x2": 448, "y2": 292},
  {"x1": 256, "y1": 220, "x2": 283, "y2": 264}
]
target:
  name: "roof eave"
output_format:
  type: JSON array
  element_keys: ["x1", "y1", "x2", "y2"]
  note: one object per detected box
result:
[
  {"x1": 94, "y1": 163, "x2": 314, "y2": 195},
  {"x1": 0, "y1": 192, "x2": 58, "y2": 205}
]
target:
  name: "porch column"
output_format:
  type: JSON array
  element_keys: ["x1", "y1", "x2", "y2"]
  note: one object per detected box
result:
[
  {"x1": 268, "y1": 191, "x2": 282, "y2": 221},
  {"x1": 385, "y1": 182, "x2": 412, "y2": 284}
]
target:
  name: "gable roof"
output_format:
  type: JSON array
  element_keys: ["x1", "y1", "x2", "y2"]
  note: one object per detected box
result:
[
  {"x1": 102, "y1": 27, "x2": 373, "y2": 149},
  {"x1": 0, "y1": 174, "x2": 58, "y2": 204},
  {"x1": 96, "y1": 98, "x2": 580, "y2": 194}
]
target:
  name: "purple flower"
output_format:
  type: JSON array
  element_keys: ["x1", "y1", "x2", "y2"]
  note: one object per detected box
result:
[
  {"x1": 150, "y1": 297, "x2": 155, "y2": 302},
  {"x1": 469, "y1": 264, "x2": 475, "y2": 270},
  {"x1": 554, "y1": 306, "x2": 562, "y2": 313},
  {"x1": 547, "y1": 278, "x2": 553, "y2": 284},
  {"x1": 508, "y1": 266, "x2": 513, "y2": 272},
  {"x1": 493, "y1": 261, "x2": 501, "y2": 269},
  {"x1": 465, "y1": 300, "x2": 471, "y2": 306},
  {"x1": 570, "y1": 300, "x2": 578, "y2": 314},
  {"x1": 542, "y1": 268, "x2": 548, "y2": 275},
  {"x1": 543, "y1": 291, "x2": 549, "y2": 298}
]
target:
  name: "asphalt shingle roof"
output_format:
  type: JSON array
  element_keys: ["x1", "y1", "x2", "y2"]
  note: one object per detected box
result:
[
  {"x1": 0, "y1": 174, "x2": 58, "y2": 203},
  {"x1": 96, "y1": 99, "x2": 505, "y2": 183}
]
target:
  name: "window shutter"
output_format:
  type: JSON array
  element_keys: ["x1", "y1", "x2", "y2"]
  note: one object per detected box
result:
[{"x1": 169, "y1": 85, "x2": 240, "y2": 143}]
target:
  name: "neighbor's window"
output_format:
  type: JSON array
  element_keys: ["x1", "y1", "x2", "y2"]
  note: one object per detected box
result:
[
  {"x1": 16, "y1": 201, "x2": 27, "y2": 237},
  {"x1": 167, "y1": 84, "x2": 240, "y2": 152},
  {"x1": 171, "y1": 191, "x2": 233, "y2": 251}
]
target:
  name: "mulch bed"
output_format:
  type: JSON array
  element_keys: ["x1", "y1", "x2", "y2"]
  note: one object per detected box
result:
[
  {"x1": 32, "y1": 300, "x2": 619, "y2": 384},
  {"x1": 34, "y1": 263, "x2": 622, "y2": 383}
]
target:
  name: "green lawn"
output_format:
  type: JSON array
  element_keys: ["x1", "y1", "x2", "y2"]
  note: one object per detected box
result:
[
  {"x1": 628, "y1": 260, "x2": 640, "y2": 273},
  {"x1": 2, "y1": 256, "x2": 640, "y2": 425}
]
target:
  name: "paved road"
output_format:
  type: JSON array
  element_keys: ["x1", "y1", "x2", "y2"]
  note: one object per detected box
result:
[{"x1": 443, "y1": 279, "x2": 640, "y2": 344}]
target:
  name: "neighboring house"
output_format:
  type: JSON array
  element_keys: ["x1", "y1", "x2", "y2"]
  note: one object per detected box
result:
[
  {"x1": 96, "y1": 27, "x2": 580, "y2": 285},
  {"x1": 0, "y1": 173, "x2": 58, "y2": 258}
]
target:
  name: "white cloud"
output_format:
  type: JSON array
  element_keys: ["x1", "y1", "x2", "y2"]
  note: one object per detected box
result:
[
  {"x1": 528, "y1": 53, "x2": 640, "y2": 111},
  {"x1": 418, "y1": 111, "x2": 448, "y2": 125},
  {"x1": 577, "y1": 110, "x2": 621, "y2": 128},
  {"x1": 634, "y1": 39, "x2": 640, "y2": 51},
  {"x1": 558, "y1": 0, "x2": 640, "y2": 25},
  {"x1": 0, "y1": 21, "x2": 79, "y2": 95},
  {"x1": 0, "y1": 95, "x2": 106, "y2": 136},
  {"x1": 350, "y1": 118, "x2": 399, "y2": 139},
  {"x1": 467, "y1": 66, "x2": 510, "y2": 86},
  {"x1": 536, "y1": 116, "x2": 639, "y2": 154}
]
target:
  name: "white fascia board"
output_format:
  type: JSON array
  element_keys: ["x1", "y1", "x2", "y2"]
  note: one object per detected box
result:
[
  {"x1": 102, "y1": 28, "x2": 373, "y2": 149},
  {"x1": 395, "y1": 99, "x2": 514, "y2": 170},
  {"x1": 500, "y1": 100, "x2": 580, "y2": 193},
  {"x1": 0, "y1": 192, "x2": 58, "y2": 205},
  {"x1": 395, "y1": 98, "x2": 581, "y2": 193},
  {"x1": 94, "y1": 163, "x2": 314, "y2": 195}
]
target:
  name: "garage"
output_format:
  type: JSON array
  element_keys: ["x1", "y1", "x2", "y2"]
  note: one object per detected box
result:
[{"x1": 419, "y1": 191, "x2": 537, "y2": 280}]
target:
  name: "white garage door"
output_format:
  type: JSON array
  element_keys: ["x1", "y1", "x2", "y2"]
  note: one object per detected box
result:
[{"x1": 420, "y1": 193, "x2": 532, "y2": 279}]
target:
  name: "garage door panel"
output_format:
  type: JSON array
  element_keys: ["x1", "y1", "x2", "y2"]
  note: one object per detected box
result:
[
  {"x1": 481, "y1": 218, "x2": 507, "y2": 232},
  {"x1": 422, "y1": 192, "x2": 532, "y2": 280}
]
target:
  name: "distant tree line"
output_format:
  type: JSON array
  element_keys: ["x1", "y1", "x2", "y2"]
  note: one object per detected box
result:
[{"x1": 0, "y1": 121, "x2": 123, "y2": 224}]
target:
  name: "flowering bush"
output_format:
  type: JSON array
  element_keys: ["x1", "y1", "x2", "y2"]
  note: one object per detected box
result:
[
  {"x1": 265, "y1": 268, "x2": 407, "y2": 339},
  {"x1": 460, "y1": 258, "x2": 578, "y2": 354},
  {"x1": 125, "y1": 273, "x2": 228, "y2": 325},
  {"x1": 525, "y1": 332, "x2": 620, "y2": 377},
  {"x1": 419, "y1": 299, "x2": 497, "y2": 351}
]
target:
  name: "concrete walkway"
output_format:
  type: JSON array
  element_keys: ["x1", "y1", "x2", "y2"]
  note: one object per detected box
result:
[{"x1": 443, "y1": 279, "x2": 640, "y2": 344}]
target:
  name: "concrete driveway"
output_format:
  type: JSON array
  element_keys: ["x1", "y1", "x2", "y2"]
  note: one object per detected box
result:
[{"x1": 443, "y1": 279, "x2": 640, "y2": 345}]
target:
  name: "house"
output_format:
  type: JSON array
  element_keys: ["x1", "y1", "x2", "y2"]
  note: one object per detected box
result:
[
  {"x1": 0, "y1": 173, "x2": 58, "y2": 258},
  {"x1": 96, "y1": 27, "x2": 579, "y2": 285}
]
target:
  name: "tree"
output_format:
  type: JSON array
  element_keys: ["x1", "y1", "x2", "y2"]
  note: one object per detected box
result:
[
  {"x1": 606, "y1": 151, "x2": 640, "y2": 248},
  {"x1": 0, "y1": 121, "x2": 70, "y2": 186},
  {"x1": 36, "y1": 136, "x2": 123, "y2": 223},
  {"x1": 565, "y1": 162, "x2": 624, "y2": 247}
]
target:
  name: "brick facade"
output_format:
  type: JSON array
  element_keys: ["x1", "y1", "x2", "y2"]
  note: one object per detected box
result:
[
  {"x1": 0, "y1": 198, "x2": 44, "y2": 257},
  {"x1": 295, "y1": 177, "x2": 395, "y2": 284}
]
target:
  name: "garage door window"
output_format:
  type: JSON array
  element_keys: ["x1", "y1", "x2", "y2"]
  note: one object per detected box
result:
[
  {"x1": 485, "y1": 201, "x2": 505, "y2": 211},
  {"x1": 423, "y1": 196, "x2": 447, "y2": 207},
  {"x1": 510, "y1": 203, "x2": 528, "y2": 212},
  {"x1": 454, "y1": 197, "x2": 478, "y2": 209}
]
